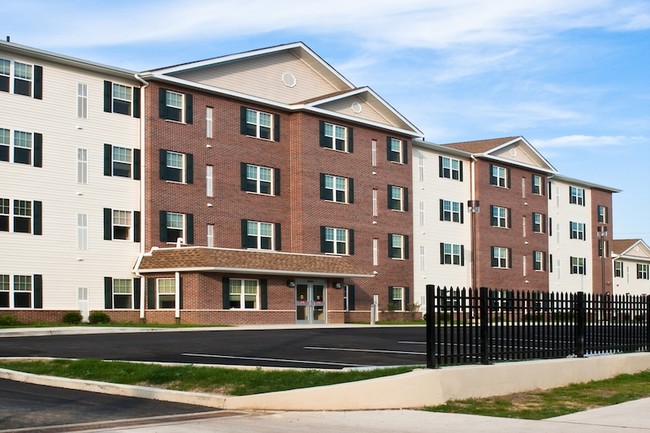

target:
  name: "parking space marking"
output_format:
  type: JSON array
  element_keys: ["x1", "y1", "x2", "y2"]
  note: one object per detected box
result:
[
  {"x1": 304, "y1": 346, "x2": 425, "y2": 356},
  {"x1": 398, "y1": 340, "x2": 426, "y2": 345},
  {"x1": 182, "y1": 353, "x2": 366, "y2": 368}
]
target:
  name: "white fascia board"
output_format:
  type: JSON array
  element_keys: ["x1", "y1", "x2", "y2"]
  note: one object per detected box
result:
[
  {"x1": 485, "y1": 136, "x2": 558, "y2": 173},
  {"x1": 137, "y1": 267, "x2": 374, "y2": 278},
  {"x1": 413, "y1": 140, "x2": 473, "y2": 159},
  {"x1": 477, "y1": 154, "x2": 558, "y2": 175},
  {"x1": 303, "y1": 106, "x2": 423, "y2": 137},
  {"x1": 550, "y1": 173, "x2": 622, "y2": 193}
]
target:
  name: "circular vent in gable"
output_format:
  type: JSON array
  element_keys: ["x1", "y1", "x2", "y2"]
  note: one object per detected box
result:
[{"x1": 282, "y1": 72, "x2": 297, "y2": 88}]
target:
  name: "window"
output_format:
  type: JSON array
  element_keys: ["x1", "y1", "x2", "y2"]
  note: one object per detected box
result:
[
  {"x1": 228, "y1": 279, "x2": 260, "y2": 309},
  {"x1": 371, "y1": 139, "x2": 377, "y2": 166},
  {"x1": 532, "y1": 212, "x2": 545, "y2": 233},
  {"x1": 490, "y1": 164, "x2": 509, "y2": 188},
  {"x1": 13, "y1": 131, "x2": 32, "y2": 165},
  {"x1": 570, "y1": 257, "x2": 586, "y2": 275},
  {"x1": 0, "y1": 275, "x2": 8, "y2": 307},
  {"x1": 207, "y1": 224, "x2": 214, "y2": 247},
  {"x1": 440, "y1": 200, "x2": 463, "y2": 223},
  {"x1": 598, "y1": 205, "x2": 608, "y2": 223},
  {"x1": 13, "y1": 275, "x2": 33, "y2": 308},
  {"x1": 615, "y1": 261, "x2": 624, "y2": 278},
  {"x1": 159, "y1": 211, "x2": 194, "y2": 244},
  {"x1": 320, "y1": 121, "x2": 350, "y2": 151},
  {"x1": 241, "y1": 163, "x2": 278, "y2": 195},
  {"x1": 112, "y1": 210, "x2": 131, "y2": 240},
  {"x1": 321, "y1": 226, "x2": 353, "y2": 255},
  {"x1": 112, "y1": 279, "x2": 133, "y2": 309},
  {"x1": 418, "y1": 156, "x2": 425, "y2": 181},
  {"x1": 532, "y1": 174, "x2": 544, "y2": 195},
  {"x1": 77, "y1": 83, "x2": 88, "y2": 119},
  {"x1": 0, "y1": 274, "x2": 41, "y2": 308},
  {"x1": 77, "y1": 214, "x2": 88, "y2": 250},
  {"x1": 388, "y1": 185, "x2": 408, "y2": 211},
  {"x1": 103, "y1": 80, "x2": 139, "y2": 117},
  {"x1": 0, "y1": 199, "x2": 41, "y2": 235},
  {"x1": 372, "y1": 189, "x2": 378, "y2": 217},
  {"x1": 491, "y1": 246, "x2": 510, "y2": 268},
  {"x1": 387, "y1": 137, "x2": 407, "y2": 164},
  {"x1": 77, "y1": 148, "x2": 88, "y2": 184},
  {"x1": 0, "y1": 128, "x2": 8, "y2": 161},
  {"x1": 533, "y1": 251, "x2": 546, "y2": 271},
  {"x1": 165, "y1": 90, "x2": 184, "y2": 121},
  {"x1": 157, "y1": 278, "x2": 176, "y2": 309},
  {"x1": 206, "y1": 165, "x2": 214, "y2": 197},
  {"x1": 104, "y1": 208, "x2": 139, "y2": 242},
  {"x1": 638, "y1": 264, "x2": 649, "y2": 280},
  {"x1": 0, "y1": 128, "x2": 41, "y2": 165},
  {"x1": 373, "y1": 238, "x2": 379, "y2": 266},
  {"x1": 321, "y1": 174, "x2": 353, "y2": 203},
  {"x1": 112, "y1": 83, "x2": 132, "y2": 115},
  {"x1": 570, "y1": 221, "x2": 586, "y2": 240},
  {"x1": 103, "y1": 144, "x2": 140, "y2": 179},
  {"x1": 439, "y1": 156, "x2": 463, "y2": 180},
  {"x1": 389, "y1": 234, "x2": 409, "y2": 259},
  {"x1": 491, "y1": 205, "x2": 510, "y2": 228},
  {"x1": 242, "y1": 220, "x2": 277, "y2": 250},
  {"x1": 569, "y1": 186, "x2": 585, "y2": 206},
  {"x1": 159, "y1": 150, "x2": 192, "y2": 184},
  {"x1": 388, "y1": 286, "x2": 406, "y2": 311},
  {"x1": 242, "y1": 107, "x2": 277, "y2": 140},
  {"x1": 441, "y1": 243, "x2": 464, "y2": 265},
  {"x1": 206, "y1": 107, "x2": 213, "y2": 138},
  {"x1": 0, "y1": 58, "x2": 42, "y2": 98}
]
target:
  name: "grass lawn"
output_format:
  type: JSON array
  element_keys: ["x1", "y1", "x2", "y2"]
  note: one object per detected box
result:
[{"x1": 423, "y1": 369, "x2": 650, "y2": 420}]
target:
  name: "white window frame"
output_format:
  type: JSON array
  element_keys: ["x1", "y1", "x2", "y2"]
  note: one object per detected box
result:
[
  {"x1": 246, "y1": 220, "x2": 274, "y2": 250},
  {"x1": 532, "y1": 174, "x2": 542, "y2": 195},
  {"x1": 246, "y1": 164, "x2": 274, "y2": 195},
  {"x1": 228, "y1": 278, "x2": 260, "y2": 310},
  {"x1": 389, "y1": 234, "x2": 406, "y2": 259},
  {"x1": 492, "y1": 246, "x2": 509, "y2": 269},
  {"x1": 112, "y1": 278, "x2": 133, "y2": 309},
  {"x1": 533, "y1": 251, "x2": 545, "y2": 271},
  {"x1": 13, "y1": 200, "x2": 32, "y2": 233},
  {"x1": 388, "y1": 185, "x2": 406, "y2": 211},
  {"x1": 570, "y1": 221, "x2": 586, "y2": 240},
  {"x1": 165, "y1": 90, "x2": 185, "y2": 122},
  {"x1": 206, "y1": 165, "x2": 214, "y2": 197},
  {"x1": 388, "y1": 137, "x2": 405, "y2": 164},
  {"x1": 323, "y1": 122, "x2": 348, "y2": 152},
  {"x1": 324, "y1": 227, "x2": 349, "y2": 255},
  {"x1": 570, "y1": 186, "x2": 585, "y2": 206},
  {"x1": 323, "y1": 174, "x2": 349, "y2": 203},
  {"x1": 441, "y1": 156, "x2": 461, "y2": 180},
  {"x1": 206, "y1": 106, "x2": 213, "y2": 138},
  {"x1": 165, "y1": 151, "x2": 186, "y2": 183},
  {"x1": 112, "y1": 83, "x2": 132, "y2": 115},
  {"x1": 166, "y1": 212, "x2": 185, "y2": 243},
  {"x1": 13, "y1": 61, "x2": 33, "y2": 97},
  {"x1": 614, "y1": 261, "x2": 624, "y2": 278},
  {"x1": 442, "y1": 200, "x2": 462, "y2": 223},
  {"x1": 13, "y1": 130, "x2": 32, "y2": 165},
  {"x1": 492, "y1": 206, "x2": 508, "y2": 228},
  {"x1": 112, "y1": 209, "x2": 132, "y2": 241},
  {"x1": 112, "y1": 145, "x2": 132, "y2": 178},
  {"x1": 442, "y1": 243, "x2": 462, "y2": 265},
  {"x1": 157, "y1": 278, "x2": 176, "y2": 309},
  {"x1": 637, "y1": 264, "x2": 649, "y2": 280},
  {"x1": 491, "y1": 165, "x2": 508, "y2": 188},
  {"x1": 571, "y1": 257, "x2": 586, "y2": 275},
  {"x1": 245, "y1": 108, "x2": 273, "y2": 140},
  {"x1": 389, "y1": 286, "x2": 405, "y2": 311},
  {"x1": 532, "y1": 212, "x2": 544, "y2": 233}
]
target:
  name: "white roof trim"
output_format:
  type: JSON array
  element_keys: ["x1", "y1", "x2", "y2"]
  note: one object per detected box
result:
[
  {"x1": 479, "y1": 136, "x2": 558, "y2": 173},
  {"x1": 137, "y1": 266, "x2": 373, "y2": 278}
]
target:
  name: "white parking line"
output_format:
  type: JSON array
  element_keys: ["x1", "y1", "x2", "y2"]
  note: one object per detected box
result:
[
  {"x1": 182, "y1": 353, "x2": 366, "y2": 368},
  {"x1": 304, "y1": 346, "x2": 425, "y2": 356},
  {"x1": 398, "y1": 340, "x2": 426, "y2": 345}
]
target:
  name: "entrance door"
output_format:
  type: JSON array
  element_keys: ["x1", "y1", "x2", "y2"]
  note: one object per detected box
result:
[{"x1": 295, "y1": 281, "x2": 326, "y2": 324}]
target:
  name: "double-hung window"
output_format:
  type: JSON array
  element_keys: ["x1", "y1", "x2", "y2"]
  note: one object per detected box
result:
[
  {"x1": 13, "y1": 200, "x2": 32, "y2": 233},
  {"x1": 164, "y1": 90, "x2": 184, "y2": 122},
  {"x1": 0, "y1": 274, "x2": 42, "y2": 308},
  {"x1": 0, "y1": 58, "x2": 42, "y2": 98},
  {"x1": 159, "y1": 150, "x2": 193, "y2": 184},
  {"x1": 637, "y1": 264, "x2": 649, "y2": 280},
  {"x1": 112, "y1": 210, "x2": 132, "y2": 240},
  {"x1": 103, "y1": 208, "x2": 139, "y2": 242},
  {"x1": 569, "y1": 186, "x2": 585, "y2": 206},
  {"x1": 389, "y1": 234, "x2": 409, "y2": 259},
  {"x1": 490, "y1": 164, "x2": 509, "y2": 188},
  {"x1": 166, "y1": 212, "x2": 184, "y2": 243},
  {"x1": 13, "y1": 62, "x2": 33, "y2": 96},
  {"x1": 0, "y1": 128, "x2": 8, "y2": 161},
  {"x1": 533, "y1": 251, "x2": 546, "y2": 271},
  {"x1": 13, "y1": 131, "x2": 32, "y2": 165},
  {"x1": 532, "y1": 212, "x2": 545, "y2": 233},
  {"x1": 441, "y1": 243, "x2": 463, "y2": 265},
  {"x1": 532, "y1": 174, "x2": 544, "y2": 195},
  {"x1": 0, "y1": 58, "x2": 9, "y2": 92},
  {"x1": 158, "y1": 88, "x2": 192, "y2": 123},
  {"x1": 598, "y1": 205, "x2": 608, "y2": 223},
  {"x1": 388, "y1": 286, "x2": 407, "y2": 311},
  {"x1": 157, "y1": 278, "x2": 176, "y2": 309},
  {"x1": 491, "y1": 205, "x2": 510, "y2": 228},
  {"x1": 387, "y1": 137, "x2": 407, "y2": 164},
  {"x1": 439, "y1": 156, "x2": 463, "y2": 180},
  {"x1": 228, "y1": 279, "x2": 260, "y2": 309},
  {"x1": 12, "y1": 275, "x2": 33, "y2": 308},
  {"x1": 242, "y1": 220, "x2": 277, "y2": 250},
  {"x1": 159, "y1": 211, "x2": 194, "y2": 244},
  {"x1": 0, "y1": 129, "x2": 42, "y2": 166},
  {"x1": 440, "y1": 199, "x2": 463, "y2": 223},
  {"x1": 321, "y1": 226, "x2": 353, "y2": 255},
  {"x1": 388, "y1": 185, "x2": 408, "y2": 211},
  {"x1": 0, "y1": 198, "x2": 41, "y2": 235},
  {"x1": 242, "y1": 107, "x2": 275, "y2": 140},
  {"x1": 615, "y1": 261, "x2": 624, "y2": 278},
  {"x1": 112, "y1": 146, "x2": 132, "y2": 177},
  {"x1": 104, "y1": 144, "x2": 140, "y2": 179},
  {"x1": 112, "y1": 279, "x2": 133, "y2": 309},
  {"x1": 491, "y1": 246, "x2": 510, "y2": 268},
  {"x1": 111, "y1": 83, "x2": 132, "y2": 115},
  {"x1": 569, "y1": 221, "x2": 586, "y2": 240},
  {"x1": 319, "y1": 121, "x2": 350, "y2": 152},
  {"x1": 242, "y1": 163, "x2": 277, "y2": 195},
  {"x1": 0, "y1": 198, "x2": 8, "y2": 231},
  {"x1": 570, "y1": 257, "x2": 586, "y2": 275},
  {"x1": 321, "y1": 174, "x2": 352, "y2": 203}
]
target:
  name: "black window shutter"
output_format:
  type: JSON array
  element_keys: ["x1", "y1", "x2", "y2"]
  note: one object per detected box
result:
[
  {"x1": 402, "y1": 140, "x2": 407, "y2": 163},
  {"x1": 185, "y1": 94, "x2": 193, "y2": 124},
  {"x1": 439, "y1": 199, "x2": 444, "y2": 221},
  {"x1": 104, "y1": 208, "x2": 112, "y2": 240},
  {"x1": 459, "y1": 161, "x2": 464, "y2": 181},
  {"x1": 404, "y1": 188, "x2": 409, "y2": 211},
  {"x1": 491, "y1": 247, "x2": 497, "y2": 267},
  {"x1": 33, "y1": 201, "x2": 42, "y2": 235},
  {"x1": 461, "y1": 245, "x2": 465, "y2": 266},
  {"x1": 387, "y1": 186, "x2": 393, "y2": 209},
  {"x1": 159, "y1": 88, "x2": 167, "y2": 119},
  {"x1": 222, "y1": 277, "x2": 230, "y2": 309},
  {"x1": 460, "y1": 202, "x2": 464, "y2": 224},
  {"x1": 159, "y1": 210, "x2": 168, "y2": 242},
  {"x1": 186, "y1": 153, "x2": 194, "y2": 184},
  {"x1": 33, "y1": 65, "x2": 43, "y2": 100},
  {"x1": 33, "y1": 274, "x2": 43, "y2": 308},
  {"x1": 507, "y1": 208, "x2": 512, "y2": 228},
  {"x1": 104, "y1": 144, "x2": 112, "y2": 176},
  {"x1": 273, "y1": 114, "x2": 280, "y2": 141},
  {"x1": 438, "y1": 156, "x2": 443, "y2": 177},
  {"x1": 133, "y1": 149, "x2": 141, "y2": 180},
  {"x1": 103, "y1": 81, "x2": 112, "y2": 112},
  {"x1": 274, "y1": 168, "x2": 281, "y2": 196},
  {"x1": 507, "y1": 169, "x2": 511, "y2": 188},
  {"x1": 386, "y1": 137, "x2": 392, "y2": 161},
  {"x1": 319, "y1": 173, "x2": 327, "y2": 200},
  {"x1": 404, "y1": 235, "x2": 410, "y2": 259},
  {"x1": 132, "y1": 87, "x2": 140, "y2": 118},
  {"x1": 178, "y1": 276, "x2": 183, "y2": 309},
  {"x1": 347, "y1": 285, "x2": 356, "y2": 310},
  {"x1": 440, "y1": 243, "x2": 445, "y2": 264},
  {"x1": 489, "y1": 164, "x2": 495, "y2": 185},
  {"x1": 240, "y1": 106, "x2": 247, "y2": 135},
  {"x1": 260, "y1": 279, "x2": 268, "y2": 310},
  {"x1": 33, "y1": 133, "x2": 42, "y2": 167},
  {"x1": 508, "y1": 248, "x2": 513, "y2": 269},
  {"x1": 133, "y1": 278, "x2": 141, "y2": 309},
  {"x1": 348, "y1": 229, "x2": 355, "y2": 255},
  {"x1": 348, "y1": 177, "x2": 354, "y2": 203},
  {"x1": 388, "y1": 286, "x2": 395, "y2": 303},
  {"x1": 275, "y1": 223, "x2": 281, "y2": 251},
  {"x1": 186, "y1": 214, "x2": 194, "y2": 244},
  {"x1": 104, "y1": 277, "x2": 113, "y2": 309},
  {"x1": 147, "y1": 279, "x2": 156, "y2": 309},
  {"x1": 133, "y1": 211, "x2": 141, "y2": 243},
  {"x1": 348, "y1": 127, "x2": 353, "y2": 152},
  {"x1": 241, "y1": 219, "x2": 248, "y2": 248},
  {"x1": 319, "y1": 121, "x2": 327, "y2": 147},
  {"x1": 404, "y1": 287, "x2": 410, "y2": 307},
  {"x1": 159, "y1": 149, "x2": 167, "y2": 180},
  {"x1": 240, "y1": 162, "x2": 247, "y2": 191},
  {"x1": 320, "y1": 226, "x2": 328, "y2": 253}
]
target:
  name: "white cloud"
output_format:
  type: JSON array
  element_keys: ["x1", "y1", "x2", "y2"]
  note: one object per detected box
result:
[{"x1": 531, "y1": 135, "x2": 647, "y2": 148}]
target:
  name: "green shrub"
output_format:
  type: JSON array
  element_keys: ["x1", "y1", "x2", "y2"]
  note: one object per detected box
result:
[
  {"x1": 0, "y1": 315, "x2": 20, "y2": 327},
  {"x1": 62, "y1": 311, "x2": 83, "y2": 325},
  {"x1": 88, "y1": 311, "x2": 111, "y2": 324}
]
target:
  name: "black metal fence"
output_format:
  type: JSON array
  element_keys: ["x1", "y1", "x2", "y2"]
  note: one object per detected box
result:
[{"x1": 425, "y1": 285, "x2": 650, "y2": 368}]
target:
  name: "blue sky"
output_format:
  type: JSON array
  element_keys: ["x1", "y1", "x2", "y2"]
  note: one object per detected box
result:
[{"x1": 4, "y1": 0, "x2": 649, "y2": 240}]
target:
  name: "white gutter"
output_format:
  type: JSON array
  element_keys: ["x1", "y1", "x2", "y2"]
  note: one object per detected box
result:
[
  {"x1": 137, "y1": 267, "x2": 374, "y2": 278},
  {"x1": 134, "y1": 73, "x2": 149, "y2": 321}
]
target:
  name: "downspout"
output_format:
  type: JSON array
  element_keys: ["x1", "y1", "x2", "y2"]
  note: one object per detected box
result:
[{"x1": 134, "y1": 73, "x2": 149, "y2": 321}]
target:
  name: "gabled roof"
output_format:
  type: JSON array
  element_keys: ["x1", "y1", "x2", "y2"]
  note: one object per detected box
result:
[
  {"x1": 136, "y1": 247, "x2": 373, "y2": 278},
  {"x1": 442, "y1": 136, "x2": 557, "y2": 173},
  {"x1": 612, "y1": 239, "x2": 650, "y2": 261}
]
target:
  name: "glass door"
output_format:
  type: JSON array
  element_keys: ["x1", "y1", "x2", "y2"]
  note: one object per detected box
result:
[{"x1": 295, "y1": 281, "x2": 326, "y2": 324}]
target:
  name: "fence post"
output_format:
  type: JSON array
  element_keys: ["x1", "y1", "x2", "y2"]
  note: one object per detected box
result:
[
  {"x1": 575, "y1": 291, "x2": 586, "y2": 358},
  {"x1": 426, "y1": 284, "x2": 437, "y2": 369},
  {"x1": 480, "y1": 287, "x2": 490, "y2": 365}
]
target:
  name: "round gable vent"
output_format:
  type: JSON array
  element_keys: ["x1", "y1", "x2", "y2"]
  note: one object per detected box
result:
[
  {"x1": 282, "y1": 72, "x2": 297, "y2": 88},
  {"x1": 351, "y1": 102, "x2": 362, "y2": 113}
]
